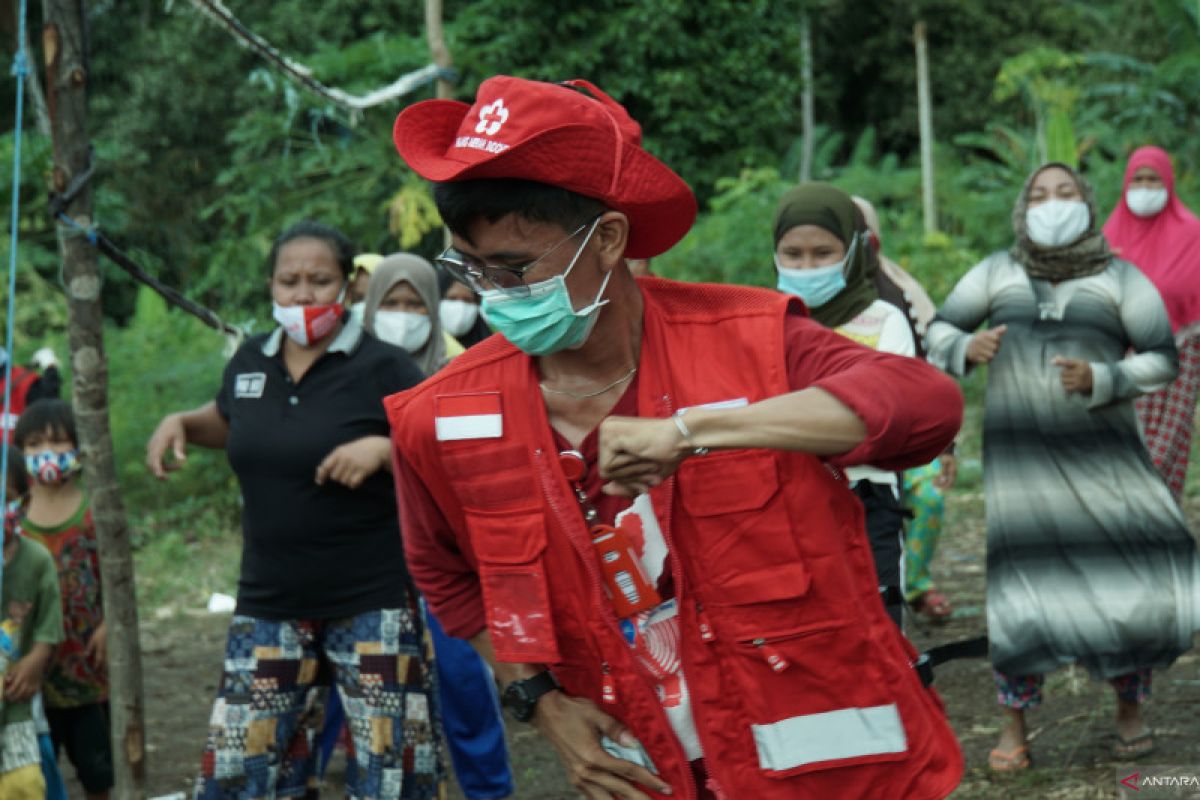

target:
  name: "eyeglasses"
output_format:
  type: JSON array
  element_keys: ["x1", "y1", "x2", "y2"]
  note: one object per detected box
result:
[{"x1": 434, "y1": 215, "x2": 602, "y2": 298}]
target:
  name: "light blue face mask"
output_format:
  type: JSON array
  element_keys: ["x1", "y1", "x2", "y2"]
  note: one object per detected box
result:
[
  {"x1": 774, "y1": 233, "x2": 858, "y2": 308},
  {"x1": 479, "y1": 220, "x2": 610, "y2": 356}
]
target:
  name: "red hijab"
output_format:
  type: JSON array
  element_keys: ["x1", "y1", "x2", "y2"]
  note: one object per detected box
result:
[{"x1": 1102, "y1": 146, "x2": 1200, "y2": 333}]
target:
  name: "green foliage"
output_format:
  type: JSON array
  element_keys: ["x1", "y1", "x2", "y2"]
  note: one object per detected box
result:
[
  {"x1": 453, "y1": 0, "x2": 805, "y2": 199},
  {"x1": 104, "y1": 287, "x2": 238, "y2": 525}
]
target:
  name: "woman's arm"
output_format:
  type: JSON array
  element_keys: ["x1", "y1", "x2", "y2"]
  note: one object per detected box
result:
[
  {"x1": 1086, "y1": 263, "x2": 1179, "y2": 408},
  {"x1": 145, "y1": 401, "x2": 230, "y2": 479},
  {"x1": 315, "y1": 435, "x2": 393, "y2": 488},
  {"x1": 926, "y1": 256, "x2": 998, "y2": 376}
]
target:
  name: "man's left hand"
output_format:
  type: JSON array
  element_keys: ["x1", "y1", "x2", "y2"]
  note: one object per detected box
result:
[
  {"x1": 1051, "y1": 356, "x2": 1093, "y2": 395},
  {"x1": 598, "y1": 416, "x2": 688, "y2": 497}
]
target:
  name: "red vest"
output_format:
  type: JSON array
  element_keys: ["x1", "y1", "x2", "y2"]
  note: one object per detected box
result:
[
  {"x1": 387, "y1": 278, "x2": 963, "y2": 800},
  {"x1": 1, "y1": 365, "x2": 39, "y2": 437}
]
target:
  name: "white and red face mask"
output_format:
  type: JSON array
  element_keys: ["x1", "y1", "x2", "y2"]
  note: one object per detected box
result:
[{"x1": 272, "y1": 300, "x2": 344, "y2": 346}]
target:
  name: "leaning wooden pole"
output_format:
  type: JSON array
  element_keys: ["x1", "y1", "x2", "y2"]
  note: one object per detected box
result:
[
  {"x1": 42, "y1": 1, "x2": 147, "y2": 796},
  {"x1": 798, "y1": 8, "x2": 814, "y2": 182},
  {"x1": 914, "y1": 21, "x2": 937, "y2": 234},
  {"x1": 425, "y1": 0, "x2": 453, "y2": 101}
]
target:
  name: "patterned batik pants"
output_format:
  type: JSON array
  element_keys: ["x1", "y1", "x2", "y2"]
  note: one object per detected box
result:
[
  {"x1": 195, "y1": 606, "x2": 445, "y2": 799},
  {"x1": 993, "y1": 667, "x2": 1152, "y2": 710},
  {"x1": 902, "y1": 459, "x2": 946, "y2": 603}
]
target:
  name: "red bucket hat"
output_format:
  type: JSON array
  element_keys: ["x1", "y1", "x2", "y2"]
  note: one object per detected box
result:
[{"x1": 393, "y1": 75, "x2": 697, "y2": 259}]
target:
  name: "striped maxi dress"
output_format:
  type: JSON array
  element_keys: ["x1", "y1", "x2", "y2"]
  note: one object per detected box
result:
[{"x1": 926, "y1": 252, "x2": 1200, "y2": 679}]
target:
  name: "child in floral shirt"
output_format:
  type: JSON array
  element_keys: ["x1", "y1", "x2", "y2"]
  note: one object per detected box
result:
[{"x1": 14, "y1": 400, "x2": 111, "y2": 799}]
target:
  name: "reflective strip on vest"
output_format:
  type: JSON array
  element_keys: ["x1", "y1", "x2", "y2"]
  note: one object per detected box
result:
[{"x1": 751, "y1": 703, "x2": 907, "y2": 771}]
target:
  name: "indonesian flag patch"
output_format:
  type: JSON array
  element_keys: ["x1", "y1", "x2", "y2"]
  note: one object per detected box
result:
[{"x1": 434, "y1": 392, "x2": 503, "y2": 441}]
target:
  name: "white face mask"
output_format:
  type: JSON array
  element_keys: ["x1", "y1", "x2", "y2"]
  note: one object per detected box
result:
[
  {"x1": 349, "y1": 302, "x2": 366, "y2": 325},
  {"x1": 1025, "y1": 199, "x2": 1091, "y2": 247},
  {"x1": 373, "y1": 310, "x2": 432, "y2": 353},
  {"x1": 1126, "y1": 187, "x2": 1169, "y2": 218},
  {"x1": 439, "y1": 299, "x2": 480, "y2": 337}
]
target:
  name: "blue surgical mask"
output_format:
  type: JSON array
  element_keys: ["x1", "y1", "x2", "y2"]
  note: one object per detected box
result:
[
  {"x1": 25, "y1": 449, "x2": 80, "y2": 485},
  {"x1": 479, "y1": 220, "x2": 610, "y2": 356},
  {"x1": 776, "y1": 260, "x2": 848, "y2": 308}
]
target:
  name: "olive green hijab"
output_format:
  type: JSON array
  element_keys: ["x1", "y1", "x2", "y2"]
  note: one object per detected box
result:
[{"x1": 773, "y1": 183, "x2": 879, "y2": 327}]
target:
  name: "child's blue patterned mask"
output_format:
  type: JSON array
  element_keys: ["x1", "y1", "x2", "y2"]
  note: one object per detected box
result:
[{"x1": 25, "y1": 449, "x2": 79, "y2": 484}]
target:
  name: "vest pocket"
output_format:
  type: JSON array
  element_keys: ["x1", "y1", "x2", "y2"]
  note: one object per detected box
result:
[
  {"x1": 466, "y1": 506, "x2": 560, "y2": 663},
  {"x1": 728, "y1": 624, "x2": 908, "y2": 777},
  {"x1": 677, "y1": 450, "x2": 811, "y2": 605}
]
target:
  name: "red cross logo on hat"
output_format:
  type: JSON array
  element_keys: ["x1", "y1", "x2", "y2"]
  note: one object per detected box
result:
[{"x1": 475, "y1": 99, "x2": 508, "y2": 136}]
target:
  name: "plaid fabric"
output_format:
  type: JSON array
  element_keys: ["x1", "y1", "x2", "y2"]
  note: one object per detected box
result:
[
  {"x1": 195, "y1": 606, "x2": 445, "y2": 800},
  {"x1": 1136, "y1": 331, "x2": 1200, "y2": 501},
  {"x1": 993, "y1": 667, "x2": 1152, "y2": 710}
]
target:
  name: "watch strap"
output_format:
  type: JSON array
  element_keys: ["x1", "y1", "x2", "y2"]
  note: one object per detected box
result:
[{"x1": 504, "y1": 670, "x2": 561, "y2": 722}]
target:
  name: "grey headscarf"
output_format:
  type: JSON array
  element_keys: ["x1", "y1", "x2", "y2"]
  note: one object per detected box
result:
[
  {"x1": 363, "y1": 253, "x2": 447, "y2": 376},
  {"x1": 1010, "y1": 162, "x2": 1112, "y2": 282}
]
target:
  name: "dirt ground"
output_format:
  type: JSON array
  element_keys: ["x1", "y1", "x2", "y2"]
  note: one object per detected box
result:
[{"x1": 63, "y1": 492, "x2": 1200, "y2": 800}]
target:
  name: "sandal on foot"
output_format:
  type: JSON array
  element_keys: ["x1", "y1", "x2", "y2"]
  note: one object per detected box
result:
[
  {"x1": 1114, "y1": 728, "x2": 1155, "y2": 760},
  {"x1": 911, "y1": 589, "x2": 954, "y2": 622},
  {"x1": 988, "y1": 745, "x2": 1030, "y2": 772}
]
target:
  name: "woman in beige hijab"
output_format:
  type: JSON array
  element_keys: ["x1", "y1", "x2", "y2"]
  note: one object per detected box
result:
[{"x1": 363, "y1": 253, "x2": 463, "y2": 376}]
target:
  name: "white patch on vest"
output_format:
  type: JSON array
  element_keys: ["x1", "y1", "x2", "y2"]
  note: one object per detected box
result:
[
  {"x1": 0, "y1": 412, "x2": 19, "y2": 431},
  {"x1": 435, "y1": 413, "x2": 503, "y2": 441},
  {"x1": 678, "y1": 397, "x2": 749, "y2": 414},
  {"x1": 234, "y1": 372, "x2": 266, "y2": 399},
  {"x1": 751, "y1": 703, "x2": 907, "y2": 771}
]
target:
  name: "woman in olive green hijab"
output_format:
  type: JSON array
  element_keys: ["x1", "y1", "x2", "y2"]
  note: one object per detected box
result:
[{"x1": 773, "y1": 182, "x2": 919, "y2": 627}]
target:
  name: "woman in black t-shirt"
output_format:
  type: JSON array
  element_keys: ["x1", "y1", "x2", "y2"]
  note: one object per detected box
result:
[{"x1": 146, "y1": 220, "x2": 443, "y2": 799}]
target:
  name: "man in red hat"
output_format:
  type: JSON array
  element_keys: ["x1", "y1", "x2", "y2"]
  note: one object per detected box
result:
[{"x1": 386, "y1": 75, "x2": 964, "y2": 799}]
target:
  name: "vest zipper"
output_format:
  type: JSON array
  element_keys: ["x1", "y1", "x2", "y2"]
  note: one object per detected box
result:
[
  {"x1": 752, "y1": 638, "x2": 791, "y2": 673},
  {"x1": 534, "y1": 443, "x2": 698, "y2": 800},
  {"x1": 743, "y1": 622, "x2": 844, "y2": 673},
  {"x1": 601, "y1": 662, "x2": 618, "y2": 705},
  {"x1": 695, "y1": 602, "x2": 716, "y2": 643}
]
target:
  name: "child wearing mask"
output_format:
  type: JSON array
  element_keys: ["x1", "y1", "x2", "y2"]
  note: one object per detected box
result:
[
  {"x1": 0, "y1": 450, "x2": 64, "y2": 799},
  {"x1": 13, "y1": 400, "x2": 111, "y2": 799}
]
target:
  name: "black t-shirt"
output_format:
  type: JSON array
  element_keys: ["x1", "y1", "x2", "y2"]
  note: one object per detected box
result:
[{"x1": 216, "y1": 324, "x2": 425, "y2": 620}]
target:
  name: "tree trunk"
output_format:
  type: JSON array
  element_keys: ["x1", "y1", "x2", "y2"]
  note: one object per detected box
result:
[
  {"x1": 425, "y1": 0, "x2": 453, "y2": 101},
  {"x1": 799, "y1": 8, "x2": 814, "y2": 182},
  {"x1": 426, "y1": 0, "x2": 453, "y2": 246},
  {"x1": 41, "y1": 2, "x2": 147, "y2": 797},
  {"x1": 914, "y1": 21, "x2": 937, "y2": 235}
]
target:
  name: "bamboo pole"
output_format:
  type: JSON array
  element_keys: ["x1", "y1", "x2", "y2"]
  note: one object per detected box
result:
[
  {"x1": 799, "y1": 8, "x2": 814, "y2": 182},
  {"x1": 42, "y1": 1, "x2": 147, "y2": 796},
  {"x1": 914, "y1": 21, "x2": 937, "y2": 234},
  {"x1": 425, "y1": 0, "x2": 453, "y2": 100}
]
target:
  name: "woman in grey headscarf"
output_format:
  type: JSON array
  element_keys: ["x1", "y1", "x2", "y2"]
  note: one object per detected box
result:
[
  {"x1": 927, "y1": 162, "x2": 1200, "y2": 769},
  {"x1": 363, "y1": 253, "x2": 457, "y2": 375},
  {"x1": 361, "y1": 252, "x2": 512, "y2": 797}
]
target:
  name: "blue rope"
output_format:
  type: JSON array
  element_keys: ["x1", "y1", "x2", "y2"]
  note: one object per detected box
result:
[
  {"x1": 1, "y1": 0, "x2": 30, "y2": 591},
  {"x1": 57, "y1": 211, "x2": 98, "y2": 245}
]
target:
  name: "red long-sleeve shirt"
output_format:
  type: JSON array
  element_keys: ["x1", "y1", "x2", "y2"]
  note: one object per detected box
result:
[{"x1": 395, "y1": 313, "x2": 962, "y2": 638}]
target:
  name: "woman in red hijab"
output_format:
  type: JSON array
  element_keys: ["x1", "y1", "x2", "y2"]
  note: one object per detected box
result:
[{"x1": 1103, "y1": 146, "x2": 1200, "y2": 501}]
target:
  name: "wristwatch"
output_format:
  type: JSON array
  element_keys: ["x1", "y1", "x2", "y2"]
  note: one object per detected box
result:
[{"x1": 501, "y1": 670, "x2": 562, "y2": 722}]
